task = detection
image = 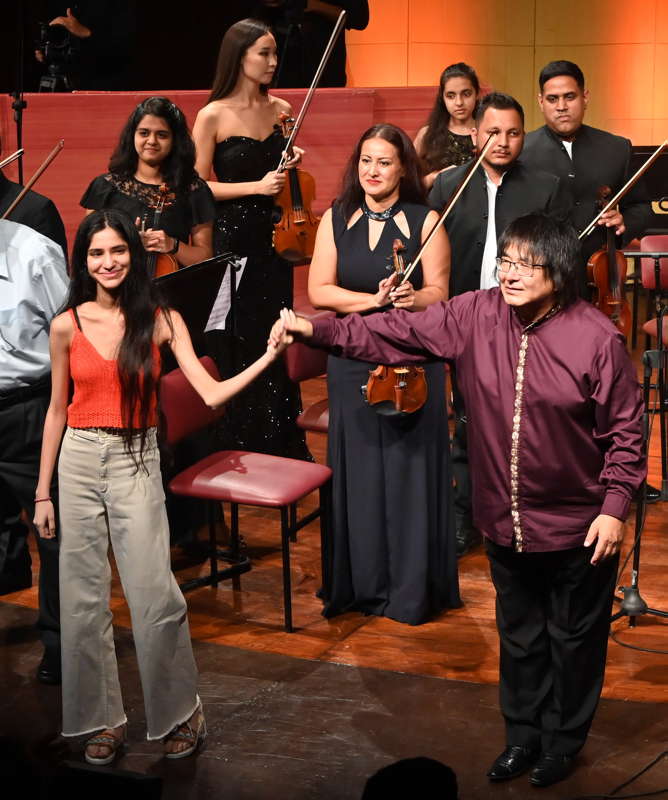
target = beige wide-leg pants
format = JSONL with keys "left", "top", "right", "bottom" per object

{"left": 58, "top": 427, "right": 199, "bottom": 740}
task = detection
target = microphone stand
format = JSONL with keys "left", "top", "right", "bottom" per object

{"left": 10, "top": 0, "right": 27, "bottom": 184}
{"left": 611, "top": 269, "right": 668, "bottom": 631}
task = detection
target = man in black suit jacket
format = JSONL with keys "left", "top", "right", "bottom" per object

{"left": 429, "top": 92, "right": 569, "bottom": 555}
{"left": 522, "top": 60, "right": 652, "bottom": 280}
{"left": 0, "top": 169, "right": 67, "bottom": 257}
{"left": 429, "top": 93, "right": 569, "bottom": 297}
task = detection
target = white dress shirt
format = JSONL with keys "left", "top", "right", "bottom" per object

{"left": 479, "top": 170, "right": 504, "bottom": 290}
{"left": 0, "top": 219, "right": 68, "bottom": 392}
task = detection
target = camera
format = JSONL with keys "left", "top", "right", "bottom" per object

{"left": 36, "top": 21, "right": 75, "bottom": 91}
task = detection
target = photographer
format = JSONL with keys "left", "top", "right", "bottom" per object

{"left": 251, "top": 0, "right": 369, "bottom": 87}
{"left": 35, "top": 1, "right": 135, "bottom": 90}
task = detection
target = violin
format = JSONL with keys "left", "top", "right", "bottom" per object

{"left": 1, "top": 140, "right": 63, "bottom": 220}
{"left": 272, "top": 113, "right": 320, "bottom": 262}
{"left": 586, "top": 185, "right": 631, "bottom": 339}
{"left": 142, "top": 184, "right": 178, "bottom": 278}
{"left": 361, "top": 239, "right": 428, "bottom": 416}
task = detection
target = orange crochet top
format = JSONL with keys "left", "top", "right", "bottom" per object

{"left": 66, "top": 308, "right": 161, "bottom": 429}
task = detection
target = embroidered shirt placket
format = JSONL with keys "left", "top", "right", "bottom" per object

{"left": 510, "top": 330, "right": 529, "bottom": 551}
{"left": 509, "top": 306, "right": 560, "bottom": 552}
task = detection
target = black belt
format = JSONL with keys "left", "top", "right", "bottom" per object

{"left": 0, "top": 376, "right": 51, "bottom": 409}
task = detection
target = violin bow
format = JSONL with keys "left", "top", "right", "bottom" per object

{"left": 0, "top": 148, "right": 24, "bottom": 170}
{"left": 401, "top": 133, "right": 497, "bottom": 284}
{"left": 1, "top": 140, "right": 64, "bottom": 220}
{"left": 579, "top": 138, "right": 667, "bottom": 240}
{"left": 276, "top": 10, "right": 347, "bottom": 172}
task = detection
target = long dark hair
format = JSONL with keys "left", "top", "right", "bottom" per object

{"left": 108, "top": 96, "right": 197, "bottom": 195}
{"left": 337, "top": 124, "right": 426, "bottom": 220}
{"left": 67, "top": 209, "right": 171, "bottom": 466}
{"left": 497, "top": 213, "right": 580, "bottom": 307}
{"left": 421, "top": 62, "right": 480, "bottom": 173}
{"left": 208, "top": 19, "right": 273, "bottom": 102}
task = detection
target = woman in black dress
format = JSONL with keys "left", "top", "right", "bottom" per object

{"left": 81, "top": 96, "right": 215, "bottom": 269}
{"left": 305, "top": 123, "right": 460, "bottom": 624}
{"left": 414, "top": 63, "right": 480, "bottom": 190}
{"left": 192, "top": 19, "right": 309, "bottom": 459}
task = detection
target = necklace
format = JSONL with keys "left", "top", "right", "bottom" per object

{"left": 361, "top": 199, "right": 401, "bottom": 222}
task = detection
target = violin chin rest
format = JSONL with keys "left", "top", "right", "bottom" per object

{"left": 365, "top": 399, "right": 415, "bottom": 418}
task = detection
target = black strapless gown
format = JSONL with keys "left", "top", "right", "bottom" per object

{"left": 207, "top": 130, "right": 310, "bottom": 460}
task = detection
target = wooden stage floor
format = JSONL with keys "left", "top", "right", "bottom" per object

{"left": 1, "top": 338, "right": 667, "bottom": 798}
{"left": 3, "top": 345, "right": 667, "bottom": 706}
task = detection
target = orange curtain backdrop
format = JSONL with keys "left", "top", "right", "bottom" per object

{"left": 346, "top": 0, "right": 668, "bottom": 143}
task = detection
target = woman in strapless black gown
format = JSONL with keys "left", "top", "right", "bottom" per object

{"left": 296, "top": 124, "right": 461, "bottom": 624}
{"left": 193, "top": 19, "right": 309, "bottom": 460}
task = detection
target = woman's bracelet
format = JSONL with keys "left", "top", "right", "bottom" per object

{"left": 34, "top": 497, "right": 52, "bottom": 503}
{"left": 167, "top": 237, "right": 180, "bottom": 255}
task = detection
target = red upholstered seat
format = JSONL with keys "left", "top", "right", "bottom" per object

{"left": 160, "top": 356, "right": 332, "bottom": 632}
{"left": 170, "top": 451, "right": 332, "bottom": 507}
{"left": 297, "top": 398, "right": 329, "bottom": 433}
{"left": 284, "top": 302, "right": 332, "bottom": 434}
{"left": 643, "top": 317, "right": 668, "bottom": 345}
{"left": 640, "top": 235, "right": 668, "bottom": 289}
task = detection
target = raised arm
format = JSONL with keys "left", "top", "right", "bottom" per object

{"left": 158, "top": 309, "right": 284, "bottom": 408}
{"left": 275, "top": 292, "right": 471, "bottom": 365}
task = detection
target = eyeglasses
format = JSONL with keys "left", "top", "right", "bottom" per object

{"left": 494, "top": 257, "right": 547, "bottom": 278}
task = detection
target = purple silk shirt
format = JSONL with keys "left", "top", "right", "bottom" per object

{"left": 310, "top": 289, "right": 646, "bottom": 553}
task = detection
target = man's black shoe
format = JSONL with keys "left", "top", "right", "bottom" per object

{"left": 528, "top": 753, "right": 574, "bottom": 787}
{"left": 37, "top": 650, "right": 61, "bottom": 685}
{"left": 486, "top": 745, "right": 540, "bottom": 781}
{"left": 455, "top": 525, "right": 482, "bottom": 557}
{"left": 646, "top": 484, "right": 661, "bottom": 504}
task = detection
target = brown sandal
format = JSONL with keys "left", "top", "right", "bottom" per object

{"left": 84, "top": 725, "right": 125, "bottom": 765}
{"left": 163, "top": 703, "right": 206, "bottom": 759}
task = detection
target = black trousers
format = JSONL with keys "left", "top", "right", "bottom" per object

{"left": 450, "top": 367, "right": 471, "bottom": 527}
{"left": 0, "top": 391, "right": 60, "bottom": 652}
{"left": 486, "top": 539, "right": 618, "bottom": 756}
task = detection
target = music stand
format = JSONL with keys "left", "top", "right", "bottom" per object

{"left": 611, "top": 253, "right": 668, "bottom": 634}
{"left": 155, "top": 251, "right": 234, "bottom": 356}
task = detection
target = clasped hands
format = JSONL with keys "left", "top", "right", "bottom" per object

{"left": 256, "top": 147, "right": 305, "bottom": 196}
{"left": 375, "top": 274, "right": 417, "bottom": 309}
{"left": 596, "top": 208, "right": 625, "bottom": 236}
{"left": 135, "top": 218, "right": 177, "bottom": 254}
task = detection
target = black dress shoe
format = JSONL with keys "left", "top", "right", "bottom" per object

{"left": 37, "top": 650, "right": 61, "bottom": 685}
{"left": 456, "top": 526, "right": 482, "bottom": 557}
{"left": 645, "top": 484, "right": 661, "bottom": 504}
{"left": 529, "top": 753, "right": 574, "bottom": 787}
{"left": 486, "top": 745, "right": 540, "bottom": 781}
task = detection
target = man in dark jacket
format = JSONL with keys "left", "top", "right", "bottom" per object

{"left": 0, "top": 166, "right": 67, "bottom": 257}
{"left": 522, "top": 60, "right": 653, "bottom": 282}
{"left": 428, "top": 92, "right": 569, "bottom": 554}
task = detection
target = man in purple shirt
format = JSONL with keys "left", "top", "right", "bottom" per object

{"left": 272, "top": 213, "right": 645, "bottom": 788}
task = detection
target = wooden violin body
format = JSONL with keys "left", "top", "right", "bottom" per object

{"left": 153, "top": 253, "right": 179, "bottom": 277}
{"left": 586, "top": 186, "right": 631, "bottom": 340}
{"left": 362, "top": 364, "right": 427, "bottom": 416}
{"left": 273, "top": 114, "right": 320, "bottom": 263}
{"left": 362, "top": 239, "right": 428, "bottom": 416}
{"left": 587, "top": 246, "right": 631, "bottom": 338}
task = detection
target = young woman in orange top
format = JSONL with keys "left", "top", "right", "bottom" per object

{"left": 33, "top": 209, "right": 287, "bottom": 766}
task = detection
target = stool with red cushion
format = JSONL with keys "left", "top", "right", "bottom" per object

{"left": 284, "top": 306, "right": 333, "bottom": 434}
{"left": 161, "top": 356, "right": 332, "bottom": 632}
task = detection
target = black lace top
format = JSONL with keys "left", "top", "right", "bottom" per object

{"left": 422, "top": 129, "right": 475, "bottom": 173}
{"left": 80, "top": 173, "right": 216, "bottom": 243}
